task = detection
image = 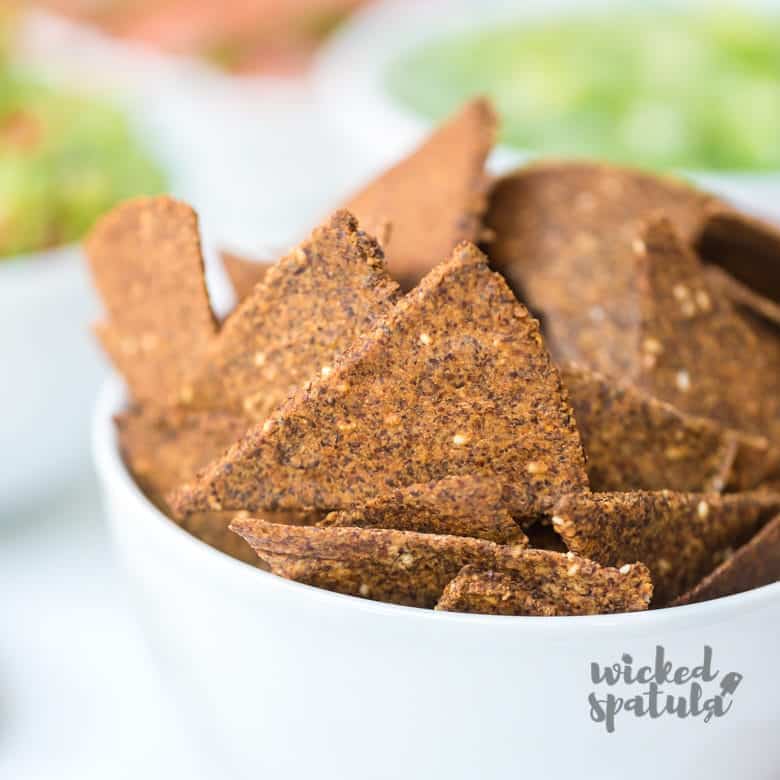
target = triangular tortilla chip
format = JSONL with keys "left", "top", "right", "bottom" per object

{"left": 435, "top": 555, "right": 652, "bottom": 616}
{"left": 188, "top": 210, "right": 401, "bottom": 421}
{"left": 344, "top": 98, "right": 496, "bottom": 289}
{"left": 170, "top": 243, "right": 588, "bottom": 517}
{"left": 561, "top": 363, "right": 775, "bottom": 492}
{"left": 673, "top": 513, "right": 780, "bottom": 606}
{"left": 87, "top": 196, "right": 218, "bottom": 404}
{"left": 320, "top": 475, "right": 528, "bottom": 544}
{"left": 220, "top": 250, "right": 273, "bottom": 303}
{"left": 552, "top": 490, "right": 780, "bottom": 605}
{"left": 230, "top": 515, "right": 527, "bottom": 608}
{"left": 695, "top": 210, "right": 780, "bottom": 310}
{"left": 484, "top": 162, "right": 720, "bottom": 375}
{"left": 635, "top": 217, "right": 780, "bottom": 440}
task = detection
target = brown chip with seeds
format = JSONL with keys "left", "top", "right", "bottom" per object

{"left": 344, "top": 98, "right": 496, "bottom": 289}
{"left": 87, "top": 196, "right": 218, "bottom": 405}
{"left": 553, "top": 490, "right": 780, "bottom": 605}
{"left": 188, "top": 210, "right": 401, "bottom": 421}
{"left": 634, "top": 217, "right": 780, "bottom": 441}
{"left": 561, "top": 363, "right": 774, "bottom": 492}
{"left": 320, "top": 475, "right": 528, "bottom": 544}
{"left": 673, "top": 514, "right": 780, "bottom": 606}
{"left": 170, "top": 242, "right": 588, "bottom": 518}
{"left": 230, "top": 515, "right": 526, "bottom": 608}
{"left": 484, "top": 161, "right": 719, "bottom": 375}
{"left": 434, "top": 553, "right": 652, "bottom": 616}
{"left": 221, "top": 250, "right": 272, "bottom": 303}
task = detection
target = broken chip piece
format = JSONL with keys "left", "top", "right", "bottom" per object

{"left": 344, "top": 98, "right": 496, "bottom": 289}
{"left": 320, "top": 475, "right": 528, "bottom": 544}
{"left": 552, "top": 490, "right": 780, "bottom": 605}
{"left": 561, "top": 363, "right": 774, "bottom": 492}
{"left": 673, "top": 513, "right": 780, "bottom": 606}
{"left": 221, "top": 250, "right": 273, "bottom": 303}
{"left": 87, "top": 196, "right": 218, "bottom": 405}
{"left": 434, "top": 554, "right": 652, "bottom": 616}
{"left": 188, "top": 210, "right": 401, "bottom": 421}
{"left": 484, "top": 161, "right": 719, "bottom": 375}
{"left": 230, "top": 515, "right": 527, "bottom": 608}
{"left": 169, "top": 242, "right": 588, "bottom": 518}
{"left": 634, "top": 217, "right": 780, "bottom": 441}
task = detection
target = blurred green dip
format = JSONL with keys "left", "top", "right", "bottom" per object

{"left": 386, "top": 8, "right": 780, "bottom": 171}
{"left": 0, "top": 70, "right": 166, "bottom": 258}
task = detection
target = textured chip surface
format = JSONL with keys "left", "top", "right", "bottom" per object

{"left": 87, "top": 196, "right": 217, "bottom": 404}
{"left": 170, "top": 242, "right": 588, "bottom": 517}
{"left": 188, "top": 210, "right": 401, "bottom": 421}
{"left": 345, "top": 98, "right": 496, "bottom": 289}
{"left": 673, "top": 513, "right": 780, "bottom": 606}
{"left": 434, "top": 554, "right": 652, "bottom": 616}
{"left": 320, "top": 475, "right": 528, "bottom": 544}
{"left": 553, "top": 490, "right": 780, "bottom": 605}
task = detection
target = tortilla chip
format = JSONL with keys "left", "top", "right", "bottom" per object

{"left": 221, "top": 250, "right": 272, "bottom": 302}
{"left": 434, "top": 554, "right": 652, "bottom": 616}
{"left": 695, "top": 210, "right": 780, "bottom": 310}
{"left": 188, "top": 210, "right": 401, "bottom": 421}
{"left": 704, "top": 265, "right": 780, "bottom": 330}
{"left": 561, "top": 363, "right": 773, "bottom": 492}
{"left": 230, "top": 515, "right": 526, "bottom": 608}
{"left": 170, "top": 243, "right": 588, "bottom": 517}
{"left": 552, "top": 490, "right": 780, "bottom": 605}
{"left": 87, "top": 197, "right": 218, "bottom": 405}
{"left": 484, "top": 162, "right": 719, "bottom": 375}
{"left": 320, "top": 475, "right": 528, "bottom": 544}
{"left": 635, "top": 217, "right": 780, "bottom": 441}
{"left": 344, "top": 98, "right": 496, "bottom": 289}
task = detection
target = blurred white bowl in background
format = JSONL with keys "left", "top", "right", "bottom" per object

{"left": 314, "top": 0, "right": 780, "bottom": 221}
{"left": 0, "top": 245, "right": 105, "bottom": 513}
{"left": 93, "top": 376, "right": 780, "bottom": 780}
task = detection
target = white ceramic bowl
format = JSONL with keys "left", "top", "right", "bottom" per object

{"left": 93, "top": 376, "right": 780, "bottom": 780}
{"left": 0, "top": 244, "right": 105, "bottom": 513}
{"left": 314, "top": 0, "right": 780, "bottom": 221}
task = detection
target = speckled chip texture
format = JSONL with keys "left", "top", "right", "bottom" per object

{"left": 673, "top": 514, "right": 780, "bottom": 606}
{"left": 169, "top": 242, "right": 588, "bottom": 517}
{"left": 187, "top": 210, "right": 401, "bottom": 421}
{"left": 434, "top": 553, "right": 652, "bottom": 616}
{"left": 635, "top": 218, "right": 780, "bottom": 442}
{"left": 561, "top": 363, "right": 773, "bottom": 493}
{"left": 221, "top": 250, "right": 272, "bottom": 303}
{"left": 484, "top": 161, "right": 719, "bottom": 375}
{"left": 230, "top": 515, "right": 528, "bottom": 608}
{"left": 552, "top": 490, "right": 780, "bottom": 606}
{"left": 87, "top": 196, "right": 218, "bottom": 405}
{"left": 344, "top": 98, "right": 496, "bottom": 289}
{"left": 320, "top": 475, "right": 528, "bottom": 544}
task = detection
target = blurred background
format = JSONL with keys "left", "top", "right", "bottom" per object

{"left": 2, "top": 1, "right": 779, "bottom": 777}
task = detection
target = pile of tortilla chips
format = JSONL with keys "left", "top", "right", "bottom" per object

{"left": 87, "top": 98, "right": 780, "bottom": 616}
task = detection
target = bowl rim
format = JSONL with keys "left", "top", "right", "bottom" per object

{"left": 313, "top": 0, "right": 780, "bottom": 181}
{"left": 93, "top": 375, "right": 780, "bottom": 631}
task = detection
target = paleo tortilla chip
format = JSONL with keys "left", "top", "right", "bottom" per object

{"left": 673, "top": 513, "right": 780, "bottom": 606}
{"left": 188, "top": 210, "right": 401, "bottom": 421}
{"left": 434, "top": 555, "right": 652, "bottom": 616}
{"left": 230, "top": 515, "right": 526, "bottom": 608}
{"left": 561, "top": 363, "right": 774, "bottom": 492}
{"left": 87, "top": 197, "right": 218, "bottom": 405}
{"left": 170, "top": 242, "right": 588, "bottom": 517}
{"left": 552, "top": 490, "right": 780, "bottom": 605}
{"left": 484, "top": 161, "right": 719, "bottom": 375}
{"left": 635, "top": 218, "right": 780, "bottom": 441}
{"left": 344, "top": 98, "right": 496, "bottom": 289}
{"left": 320, "top": 475, "right": 528, "bottom": 544}
{"left": 221, "top": 250, "right": 272, "bottom": 303}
